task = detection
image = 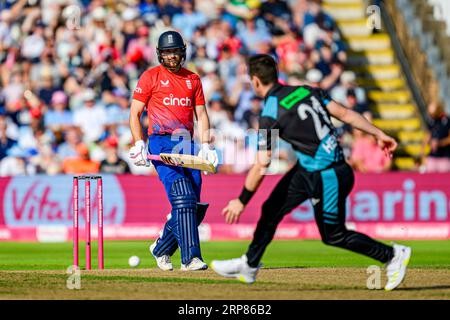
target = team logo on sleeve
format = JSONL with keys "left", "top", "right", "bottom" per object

{"left": 134, "top": 87, "right": 142, "bottom": 94}
{"left": 186, "top": 80, "right": 192, "bottom": 90}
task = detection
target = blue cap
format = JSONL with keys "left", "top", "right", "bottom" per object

{"left": 210, "top": 92, "right": 222, "bottom": 102}
{"left": 112, "top": 87, "right": 129, "bottom": 98}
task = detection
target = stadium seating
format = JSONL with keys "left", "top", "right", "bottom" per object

{"left": 323, "top": 0, "right": 427, "bottom": 170}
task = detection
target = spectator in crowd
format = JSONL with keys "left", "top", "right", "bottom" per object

{"left": 217, "top": 22, "right": 243, "bottom": 57}
{"left": 316, "top": 24, "right": 347, "bottom": 64}
{"left": 21, "top": 21, "right": 46, "bottom": 64}
{"left": 345, "top": 89, "right": 370, "bottom": 117}
{"left": 236, "top": 16, "right": 272, "bottom": 55}
{"left": 120, "top": 7, "right": 141, "bottom": 54}
{"left": 217, "top": 44, "right": 240, "bottom": 84}
{"left": 0, "top": 146, "right": 35, "bottom": 176}
{"left": 30, "top": 47, "right": 65, "bottom": 94}
{"left": 126, "top": 25, "right": 154, "bottom": 66}
{"left": 219, "top": 128, "right": 256, "bottom": 174}
{"left": 310, "top": 43, "right": 343, "bottom": 90}
{"left": 260, "top": 0, "right": 292, "bottom": 34}
{"left": 17, "top": 115, "right": 50, "bottom": 153}
{"left": 223, "top": 0, "right": 261, "bottom": 27}
{"left": 99, "top": 136, "right": 130, "bottom": 174}
{"left": 197, "top": 57, "right": 221, "bottom": 103}
{"left": 157, "top": 0, "right": 183, "bottom": 19}
{"left": 0, "top": 10, "right": 14, "bottom": 52}
{"left": 44, "top": 91, "right": 73, "bottom": 131}
{"left": 0, "top": 114, "right": 16, "bottom": 161}
{"left": 106, "top": 88, "right": 131, "bottom": 136}
{"left": 207, "top": 93, "right": 230, "bottom": 131}
{"left": 172, "top": 0, "right": 207, "bottom": 42}
{"left": 2, "top": 70, "right": 24, "bottom": 108}
{"left": 242, "top": 95, "right": 262, "bottom": 129}
{"left": 62, "top": 143, "right": 100, "bottom": 175}
{"left": 331, "top": 71, "right": 366, "bottom": 106}
{"left": 30, "top": 143, "right": 61, "bottom": 175}
{"left": 0, "top": 0, "right": 364, "bottom": 176}
{"left": 303, "top": 0, "right": 335, "bottom": 30}
{"left": 73, "top": 89, "right": 107, "bottom": 143}
{"left": 422, "top": 101, "right": 450, "bottom": 172}
{"left": 57, "top": 127, "right": 82, "bottom": 160}
{"left": 305, "top": 68, "right": 323, "bottom": 87}
{"left": 230, "top": 75, "right": 256, "bottom": 122}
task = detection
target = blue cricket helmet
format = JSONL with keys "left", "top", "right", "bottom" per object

{"left": 156, "top": 30, "right": 186, "bottom": 65}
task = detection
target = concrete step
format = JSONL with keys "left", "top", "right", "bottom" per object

{"left": 356, "top": 78, "right": 406, "bottom": 91}
{"left": 371, "top": 104, "right": 416, "bottom": 119}
{"left": 398, "top": 130, "right": 426, "bottom": 143}
{"left": 336, "top": 19, "right": 373, "bottom": 36}
{"left": 348, "top": 49, "right": 395, "bottom": 65}
{"left": 372, "top": 118, "right": 421, "bottom": 131}
{"left": 398, "top": 144, "right": 429, "bottom": 157}
{"left": 368, "top": 90, "right": 411, "bottom": 103}
{"left": 394, "top": 157, "right": 417, "bottom": 170}
{"left": 351, "top": 65, "right": 401, "bottom": 80}
{"left": 323, "top": 2, "right": 365, "bottom": 20}
{"left": 346, "top": 34, "right": 391, "bottom": 51}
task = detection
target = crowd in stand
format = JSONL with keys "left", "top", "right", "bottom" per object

{"left": 1, "top": 0, "right": 445, "bottom": 176}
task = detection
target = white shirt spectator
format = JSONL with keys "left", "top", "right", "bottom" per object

{"left": 74, "top": 90, "right": 107, "bottom": 143}
{"left": 22, "top": 33, "right": 46, "bottom": 60}
{"left": 2, "top": 76, "right": 24, "bottom": 105}
{"left": 0, "top": 147, "right": 36, "bottom": 176}
{"left": 74, "top": 103, "right": 107, "bottom": 143}
{"left": 331, "top": 71, "right": 366, "bottom": 106}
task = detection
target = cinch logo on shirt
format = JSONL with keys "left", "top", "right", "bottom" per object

{"left": 163, "top": 94, "right": 192, "bottom": 107}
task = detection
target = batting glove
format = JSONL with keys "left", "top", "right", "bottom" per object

{"left": 197, "top": 143, "right": 218, "bottom": 175}
{"left": 129, "top": 140, "right": 150, "bottom": 167}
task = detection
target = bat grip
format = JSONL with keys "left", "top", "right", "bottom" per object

{"left": 147, "top": 154, "right": 161, "bottom": 161}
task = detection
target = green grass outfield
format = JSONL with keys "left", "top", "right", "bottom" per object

{"left": 0, "top": 240, "right": 449, "bottom": 271}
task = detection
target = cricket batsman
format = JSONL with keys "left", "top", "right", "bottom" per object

{"left": 129, "top": 31, "right": 218, "bottom": 271}
{"left": 211, "top": 54, "right": 411, "bottom": 290}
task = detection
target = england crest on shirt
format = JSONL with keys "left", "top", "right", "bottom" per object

{"left": 186, "top": 80, "right": 192, "bottom": 90}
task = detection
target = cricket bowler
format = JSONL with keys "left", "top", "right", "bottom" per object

{"left": 129, "top": 31, "right": 218, "bottom": 271}
{"left": 211, "top": 54, "right": 411, "bottom": 290}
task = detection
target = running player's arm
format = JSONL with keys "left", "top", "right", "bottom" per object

{"left": 222, "top": 117, "right": 274, "bottom": 224}
{"left": 222, "top": 149, "right": 272, "bottom": 224}
{"left": 242, "top": 149, "right": 272, "bottom": 191}
{"left": 327, "top": 100, "right": 398, "bottom": 157}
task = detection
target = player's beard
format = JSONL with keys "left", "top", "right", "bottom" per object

{"left": 162, "top": 55, "right": 183, "bottom": 73}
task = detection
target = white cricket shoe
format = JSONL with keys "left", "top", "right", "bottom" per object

{"left": 384, "top": 244, "right": 411, "bottom": 291}
{"left": 181, "top": 257, "right": 208, "bottom": 271}
{"left": 211, "top": 255, "right": 260, "bottom": 284}
{"left": 149, "top": 240, "right": 173, "bottom": 271}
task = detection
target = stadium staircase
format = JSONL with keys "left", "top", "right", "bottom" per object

{"left": 323, "top": 0, "right": 428, "bottom": 170}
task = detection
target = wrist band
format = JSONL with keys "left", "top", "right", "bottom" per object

{"left": 238, "top": 187, "right": 255, "bottom": 205}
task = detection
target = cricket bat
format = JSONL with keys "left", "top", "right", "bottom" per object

{"left": 148, "top": 153, "right": 216, "bottom": 173}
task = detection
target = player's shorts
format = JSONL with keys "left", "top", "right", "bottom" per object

{"left": 148, "top": 134, "right": 202, "bottom": 200}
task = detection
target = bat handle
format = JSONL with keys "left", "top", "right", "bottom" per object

{"left": 147, "top": 154, "right": 160, "bottom": 161}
